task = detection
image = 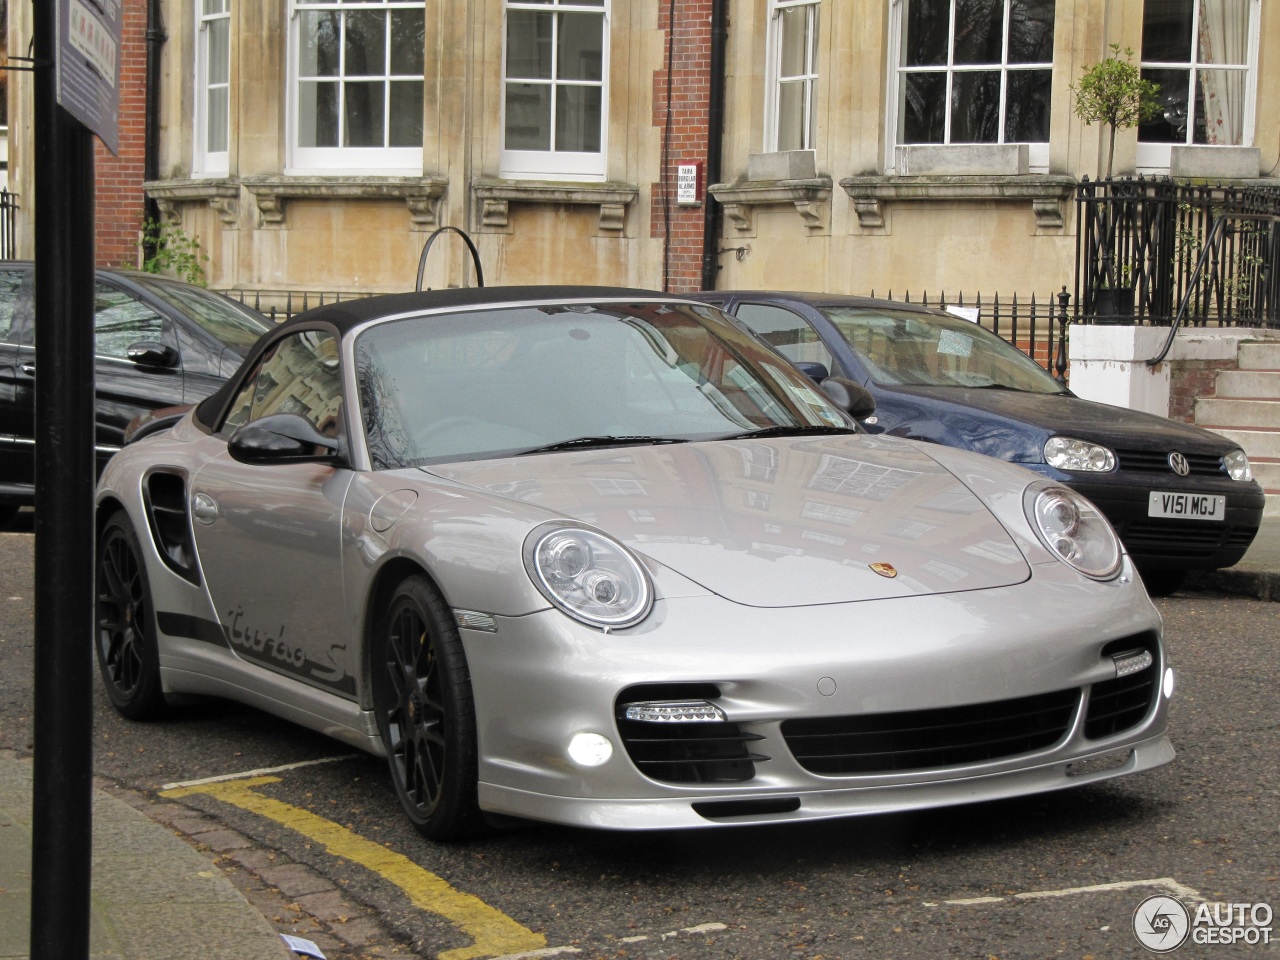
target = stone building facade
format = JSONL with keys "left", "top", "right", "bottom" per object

{"left": 5, "top": 0, "right": 1277, "bottom": 301}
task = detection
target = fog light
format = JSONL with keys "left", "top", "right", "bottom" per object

{"left": 1163, "top": 667, "right": 1175, "bottom": 699}
{"left": 567, "top": 733, "right": 613, "bottom": 767}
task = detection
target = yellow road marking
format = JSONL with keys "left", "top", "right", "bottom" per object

{"left": 162, "top": 776, "right": 546, "bottom": 960}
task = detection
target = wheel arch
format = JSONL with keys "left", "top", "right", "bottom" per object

{"left": 359, "top": 555, "right": 451, "bottom": 710}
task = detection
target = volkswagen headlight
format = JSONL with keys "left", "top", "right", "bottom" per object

{"left": 1044, "top": 436, "right": 1116, "bottom": 472}
{"left": 1224, "top": 449, "right": 1252, "bottom": 482}
{"left": 1024, "top": 484, "right": 1122, "bottom": 580}
{"left": 523, "top": 522, "right": 653, "bottom": 629}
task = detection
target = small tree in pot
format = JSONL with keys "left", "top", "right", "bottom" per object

{"left": 1071, "top": 44, "right": 1161, "bottom": 179}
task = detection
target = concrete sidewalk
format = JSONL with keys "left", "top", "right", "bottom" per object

{"left": 0, "top": 520, "right": 1275, "bottom": 960}
{"left": 0, "top": 751, "right": 293, "bottom": 960}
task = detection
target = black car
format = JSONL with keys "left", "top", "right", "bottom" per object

{"left": 0, "top": 262, "right": 273, "bottom": 528}
{"left": 694, "top": 291, "right": 1264, "bottom": 595}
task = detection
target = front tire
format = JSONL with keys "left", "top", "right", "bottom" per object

{"left": 96, "top": 513, "right": 168, "bottom": 719}
{"left": 371, "top": 575, "right": 484, "bottom": 840}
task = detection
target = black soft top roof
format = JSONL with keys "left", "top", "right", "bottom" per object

{"left": 690, "top": 290, "right": 941, "bottom": 314}
{"left": 195, "top": 284, "right": 682, "bottom": 429}
{"left": 272, "top": 284, "right": 676, "bottom": 338}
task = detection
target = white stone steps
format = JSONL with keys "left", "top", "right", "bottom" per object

{"left": 1238, "top": 341, "right": 1280, "bottom": 370}
{"left": 1194, "top": 397, "right": 1280, "bottom": 430}
{"left": 1214, "top": 369, "right": 1280, "bottom": 397}
{"left": 1194, "top": 339, "right": 1280, "bottom": 516}
{"left": 1208, "top": 427, "right": 1280, "bottom": 461}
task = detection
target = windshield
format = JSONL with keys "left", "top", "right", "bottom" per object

{"left": 133, "top": 277, "right": 274, "bottom": 351}
{"left": 824, "top": 306, "right": 1065, "bottom": 394}
{"left": 356, "top": 301, "right": 849, "bottom": 467}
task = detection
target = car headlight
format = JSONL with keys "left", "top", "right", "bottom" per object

{"left": 1044, "top": 436, "right": 1116, "bottom": 472}
{"left": 1024, "top": 484, "right": 1122, "bottom": 580}
{"left": 1224, "top": 449, "right": 1252, "bottom": 482}
{"left": 523, "top": 522, "right": 653, "bottom": 629}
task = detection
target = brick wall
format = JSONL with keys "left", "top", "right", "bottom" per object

{"left": 1168, "top": 358, "right": 1235, "bottom": 423}
{"left": 652, "top": 1, "right": 712, "bottom": 293}
{"left": 93, "top": 0, "right": 149, "bottom": 268}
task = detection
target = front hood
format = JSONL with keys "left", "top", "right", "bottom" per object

{"left": 424, "top": 436, "right": 1031, "bottom": 606}
{"left": 883, "top": 386, "right": 1238, "bottom": 454}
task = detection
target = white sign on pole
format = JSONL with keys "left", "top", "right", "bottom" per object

{"left": 57, "top": 0, "right": 122, "bottom": 154}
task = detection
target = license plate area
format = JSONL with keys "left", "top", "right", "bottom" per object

{"left": 1147, "top": 491, "right": 1226, "bottom": 521}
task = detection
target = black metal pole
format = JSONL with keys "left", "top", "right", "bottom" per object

{"left": 30, "top": 0, "right": 99, "bottom": 957}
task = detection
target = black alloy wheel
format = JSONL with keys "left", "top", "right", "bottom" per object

{"left": 95, "top": 513, "right": 167, "bottom": 719}
{"left": 372, "top": 575, "right": 484, "bottom": 840}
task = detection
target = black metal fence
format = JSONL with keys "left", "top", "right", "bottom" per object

{"left": 0, "top": 189, "right": 18, "bottom": 260}
{"left": 222, "top": 284, "right": 1072, "bottom": 381}
{"left": 221, "top": 287, "right": 368, "bottom": 323}
{"left": 869, "top": 288, "right": 1070, "bottom": 380}
{"left": 1075, "top": 177, "right": 1280, "bottom": 328}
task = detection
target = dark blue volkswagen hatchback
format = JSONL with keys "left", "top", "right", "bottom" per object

{"left": 694, "top": 291, "right": 1264, "bottom": 595}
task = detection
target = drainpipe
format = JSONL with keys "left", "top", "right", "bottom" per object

{"left": 699, "top": 0, "right": 727, "bottom": 291}
{"left": 143, "top": 0, "right": 167, "bottom": 252}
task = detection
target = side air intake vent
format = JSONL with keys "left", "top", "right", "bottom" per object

{"left": 144, "top": 473, "right": 200, "bottom": 585}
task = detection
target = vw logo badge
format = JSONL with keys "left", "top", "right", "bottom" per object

{"left": 1168, "top": 452, "right": 1190, "bottom": 477}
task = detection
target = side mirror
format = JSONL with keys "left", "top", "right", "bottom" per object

{"left": 126, "top": 341, "right": 179, "bottom": 368}
{"left": 228, "top": 413, "right": 342, "bottom": 466}
{"left": 819, "top": 377, "right": 876, "bottom": 420}
{"left": 793, "top": 361, "right": 830, "bottom": 381}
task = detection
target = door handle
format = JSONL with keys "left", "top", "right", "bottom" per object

{"left": 19, "top": 363, "right": 34, "bottom": 377}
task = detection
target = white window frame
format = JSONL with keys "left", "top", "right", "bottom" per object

{"left": 194, "top": 0, "right": 231, "bottom": 176}
{"left": 286, "top": 0, "right": 425, "bottom": 174}
{"left": 500, "top": 0, "right": 609, "bottom": 182}
{"left": 886, "top": 0, "right": 1054, "bottom": 173}
{"left": 1136, "top": 0, "right": 1260, "bottom": 173}
{"left": 764, "top": 0, "right": 820, "bottom": 154}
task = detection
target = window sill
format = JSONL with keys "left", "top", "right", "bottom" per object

{"left": 241, "top": 176, "right": 448, "bottom": 230}
{"left": 144, "top": 179, "right": 242, "bottom": 227}
{"left": 471, "top": 179, "right": 639, "bottom": 235}
{"left": 706, "top": 177, "right": 834, "bottom": 235}
{"left": 838, "top": 174, "right": 1076, "bottom": 232}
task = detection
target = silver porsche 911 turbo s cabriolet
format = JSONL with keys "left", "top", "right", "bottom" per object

{"left": 94, "top": 286, "right": 1175, "bottom": 840}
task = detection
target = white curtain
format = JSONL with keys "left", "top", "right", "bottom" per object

{"left": 1197, "top": 0, "right": 1249, "bottom": 145}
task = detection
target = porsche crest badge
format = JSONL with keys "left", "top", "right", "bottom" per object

{"left": 869, "top": 562, "right": 898, "bottom": 579}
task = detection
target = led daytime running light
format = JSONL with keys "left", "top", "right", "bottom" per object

{"left": 1112, "top": 649, "right": 1153, "bottom": 678}
{"left": 623, "top": 700, "right": 727, "bottom": 723}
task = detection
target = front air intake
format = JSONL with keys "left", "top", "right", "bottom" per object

{"left": 615, "top": 684, "right": 766, "bottom": 784}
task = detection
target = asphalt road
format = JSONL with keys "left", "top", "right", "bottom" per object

{"left": 2, "top": 523, "right": 1277, "bottom": 959}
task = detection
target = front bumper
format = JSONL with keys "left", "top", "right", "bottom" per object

{"left": 461, "top": 561, "right": 1173, "bottom": 830}
{"left": 1066, "top": 477, "right": 1263, "bottom": 570}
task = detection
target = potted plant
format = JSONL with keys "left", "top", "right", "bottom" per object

{"left": 1071, "top": 44, "right": 1162, "bottom": 179}
{"left": 1092, "top": 263, "right": 1135, "bottom": 322}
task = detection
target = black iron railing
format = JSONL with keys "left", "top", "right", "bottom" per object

{"left": 220, "top": 284, "right": 1072, "bottom": 381}
{"left": 870, "top": 288, "right": 1071, "bottom": 380}
{"left": 220, "top": 288, "right": 368, "bottom": 323}
{"left": 0, "top": 189, "right": 18, "bottom": 260}
{"left": 1075, "top": 177, "right": 1280, "bottom": 328}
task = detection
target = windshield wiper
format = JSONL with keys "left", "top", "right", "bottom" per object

{"left": 716, "top": 424, "right": 857, "bottom": 441}
{"left": 516, "top": 435, "right": 689, "bottom": 455}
